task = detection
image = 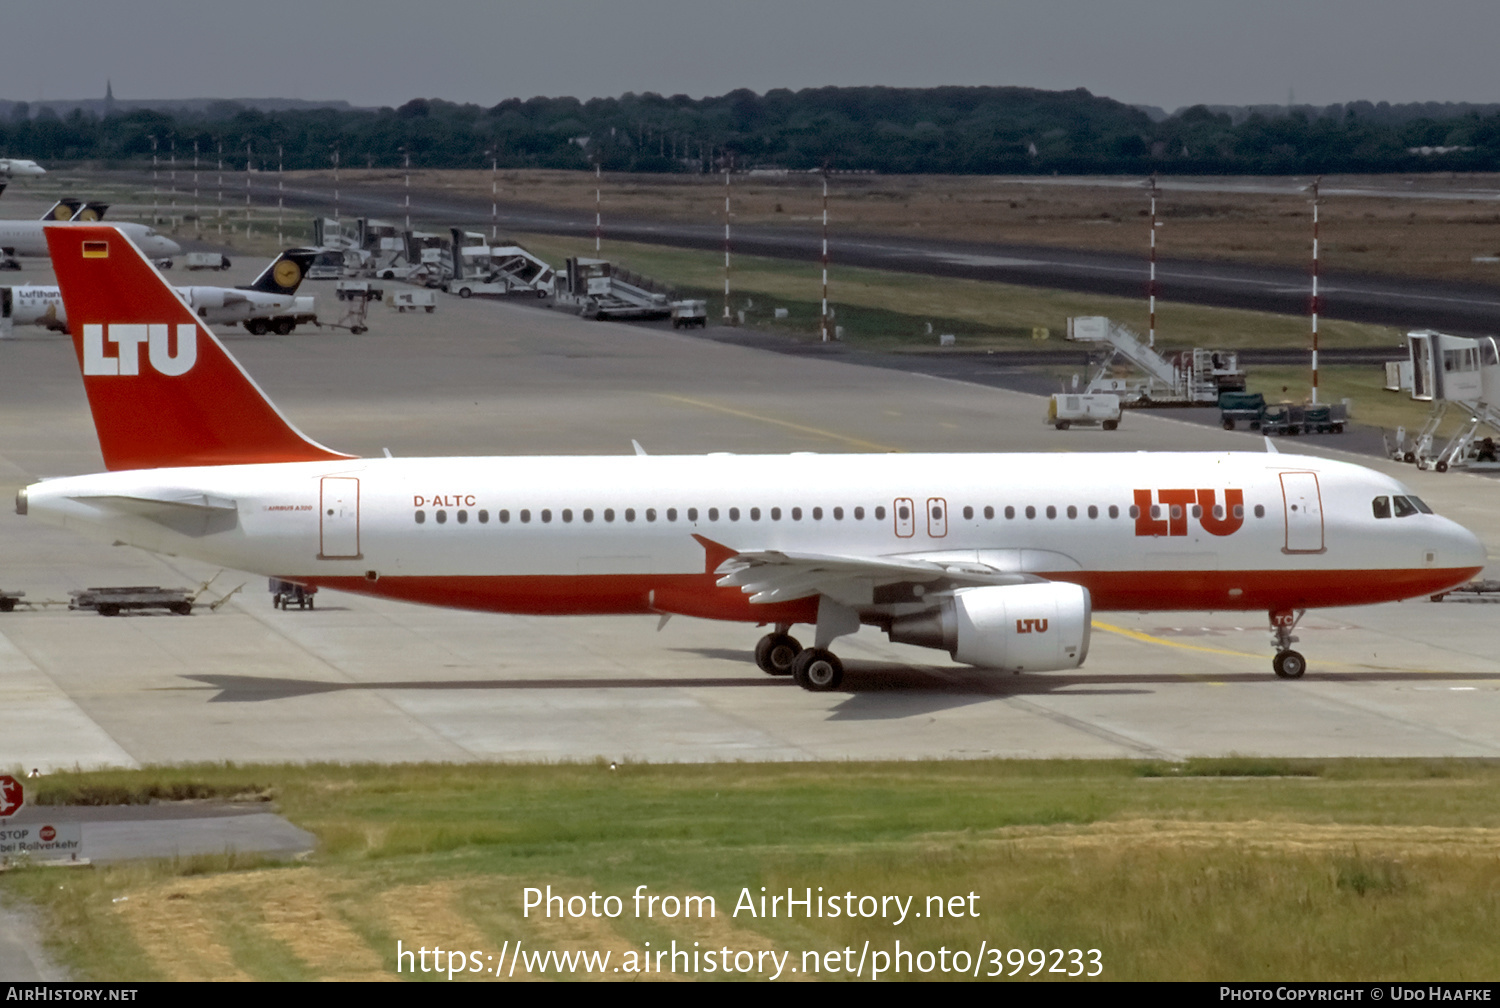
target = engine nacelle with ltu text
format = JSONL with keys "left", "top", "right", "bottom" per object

{"left": 886, "top": 582, "right": 1092, "bottom": 670}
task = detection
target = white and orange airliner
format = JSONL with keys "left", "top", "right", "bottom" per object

{"left": 17, "top": 226, "right": 1488, "bottom": 690}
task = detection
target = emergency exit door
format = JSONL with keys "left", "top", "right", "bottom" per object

{"left": 319, "top": 477, "right": 361, "bottom": 559}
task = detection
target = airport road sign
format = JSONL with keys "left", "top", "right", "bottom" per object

{"left": 0, "top": 775, "right": 22, "bottom": 817}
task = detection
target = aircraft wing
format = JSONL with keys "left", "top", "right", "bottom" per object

{"left": 714, "top": 549, "right": 1048, "bottom": 606}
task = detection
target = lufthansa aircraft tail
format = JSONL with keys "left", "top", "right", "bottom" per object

{"left": 241, "top": 247, "right": 317, "bottom": 296}
{"left": 44, "top": 224, "right": 355, "bottom": 471}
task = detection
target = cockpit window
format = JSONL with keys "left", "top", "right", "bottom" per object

{"left": 1372, "top": 496, "right": 1391, "bottom": 519}
{"left": 1408, "top": 496, "right": 1433, "bottom": 514}
{"left": 1392, "top": 495, "right": 1419, "bottom": 518}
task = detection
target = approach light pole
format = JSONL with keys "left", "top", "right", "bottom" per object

{"left": 216, "top": 141, "right": 223, "bottom": 237}
{"left": 149, "top": 135, "right": 158, "bottom": 224}
{"left": 821, "top": 163, "right": 831, "bottom": 342}
{"left": 593, "top": 155, "right": 602, "bottom": 254}
{"left": 1308, "top": 177, "right": 1322, "bottom": 405}
{"left": 277, "top": 144, "right": 285, "bottom": 246}
{"left": 1147, "top": 173, "right": 1159, "bottom": 349}
{"left": 486, "top": 147, "right": 498, "bottom": 243}
{"left": 192, "top": 140, "right": 200, "bottom": 238}
{"left": 402, "top": 147, "right": 411, "bottom": 230}
{"left": 723, "top": 151, "right": 733, "bottom": 322}
{"left": 244, "top": 141, "right": 253, "bottom": 240}
{"left": 332, "top": 146, "right": 340, "bottom": 223}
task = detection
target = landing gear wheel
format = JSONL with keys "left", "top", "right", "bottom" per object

{"left": 791, "top": 649, "right": 843, "bottom": 692}
{"left": 754, "top": 633, "right": 802, "bottom": 676}
{"left": 272, "top": 319, "right": 294, "bottom": 335}
{"left": 245, "top": 319, "right": 269, "bottom": 335}
{"left": 1273, "top": 650, "right": 1306, "bottom": 679}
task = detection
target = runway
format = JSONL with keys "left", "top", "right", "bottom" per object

{"left": 0, "top": 250, "right": 1497, "bottom": 770}
{"left": 106, "top": 169, "right": 1500, "bottom": 334}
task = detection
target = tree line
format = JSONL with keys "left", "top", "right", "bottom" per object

{"left": 4, "top": 86, "right": 1500, "bottom": 175}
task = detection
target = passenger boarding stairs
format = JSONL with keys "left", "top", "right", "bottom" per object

{"left": 1067, "top": 316, "right": 1237, "bottom": 405}
{"left": 1389, "top": 330, "right": 1500, "bottom": 472}
{"left": 555, "top": 258, "right": 672, "bottom": 320}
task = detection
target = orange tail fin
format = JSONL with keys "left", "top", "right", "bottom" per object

{"left": 45, "top": 225, "right": 354, "bottom": 471}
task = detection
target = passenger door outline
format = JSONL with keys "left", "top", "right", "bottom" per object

{"left": 1279, "top": 471, "right": 1325, "bottom": 554}
{"left": 319, "top": 476, "right": 362, "bottom": 559}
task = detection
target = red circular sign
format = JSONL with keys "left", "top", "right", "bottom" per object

{"left": 39, "top": 825, "right": 55, "bottom": 842}
{"left": 0, "top": 775, "right": 22, "bottom": 817}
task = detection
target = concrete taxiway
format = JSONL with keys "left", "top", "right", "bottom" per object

{"left": 0, "top": 247, "right": 1497, "bottom": 770}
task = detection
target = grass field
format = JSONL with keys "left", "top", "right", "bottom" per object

{"left": 5, "top": 759, "right": 1500, "bottom": 982}
{"left": 327, "top": 168, "right": 1500, "bottom": 285}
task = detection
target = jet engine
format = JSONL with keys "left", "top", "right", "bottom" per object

{"left": 886, "top": 582, "right": 1091, "bottom": 671}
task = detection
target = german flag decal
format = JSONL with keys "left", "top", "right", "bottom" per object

{"left": 81, "top": 241, "right": 109, "bottom": 258}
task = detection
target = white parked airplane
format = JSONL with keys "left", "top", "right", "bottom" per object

{"left": 3, "top": 247, "right": 317, "bottom": 334}
{"left": 0, "top": 212, "right": 178, "bottom": 261}
{"left": 0, "top": 158, "right": 46, "bottom": 178}
{"left": 18, "top": 226, "right": 1488, "bottom": 690}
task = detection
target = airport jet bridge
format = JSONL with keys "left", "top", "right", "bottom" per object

{"left": 553, "top": 257, "right": 672, "bottom": 320}
{"left": 1067, "top": 316, "right": 1246, "bottom": 406}
{"left": 1386, "top": 330, "right": 1500, "bottom": 472}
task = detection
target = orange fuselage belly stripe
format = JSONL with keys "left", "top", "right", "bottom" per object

{"left": 302, "top": 566, "right": 1482, "bottom": 621}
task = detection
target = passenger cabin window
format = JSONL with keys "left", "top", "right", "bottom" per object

{"left": 478, "top": 510, "right": 489, "bottom": 523}
{"left": 415, "top": 510, "right": 426, "bottom": 524}
{"left": 983, "top": 506, "right": 994, "bottom": 520}
{"left": 875, "top": 506, "right": 886, "bottom": 520}
{"left": 436, "top": 510, "right": 447, "bottom": 524}
{"left": 855, "top": 507, "right": 866, "bottom": 520}
{"left": 457, "top": 510, "right": 468, "bottom": 524}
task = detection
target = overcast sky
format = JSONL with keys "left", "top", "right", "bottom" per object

{"left": 6, "top": 1, "right": 1500, "bottom": 112}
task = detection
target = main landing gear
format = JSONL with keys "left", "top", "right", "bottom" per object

{"left": 1269, "top": 609, "right": 1307, "bottom": 679}
{"left": 754, "top": 625, "right": 845, "bottom": 691}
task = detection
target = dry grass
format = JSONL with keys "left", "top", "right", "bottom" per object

{"left": 9, "top": 760, "right": 1500, "bottom": 981}
{"left": 317, "top": 169, "right": 1500, "bottom": 285}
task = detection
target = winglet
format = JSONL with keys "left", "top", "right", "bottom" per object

{"left": 45, "top": 225, "right": 355, "bottom": 471}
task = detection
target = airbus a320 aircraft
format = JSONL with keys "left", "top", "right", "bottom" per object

{"left": 18, "top": 226, "right": 1488, "bottom": 691}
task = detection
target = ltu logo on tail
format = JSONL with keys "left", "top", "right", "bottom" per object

{"left": 82, "top": 324, "right": 197, "bottom": 377}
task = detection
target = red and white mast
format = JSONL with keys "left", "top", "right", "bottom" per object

{"left": 1309, "top": 177, "right": 1322, "bottom": 404}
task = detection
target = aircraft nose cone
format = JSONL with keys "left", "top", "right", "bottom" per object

{"left": 158, "top": 237, "right": 183, "bottom": 256}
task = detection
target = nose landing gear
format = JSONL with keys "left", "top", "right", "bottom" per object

{"left": 1269, "top": 609, "right": 1307, "bottom": 679}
